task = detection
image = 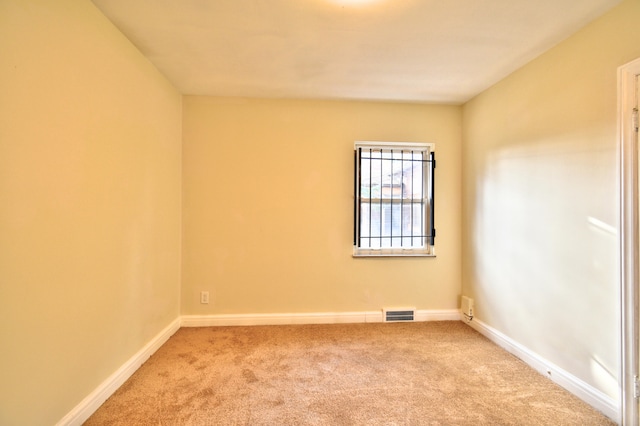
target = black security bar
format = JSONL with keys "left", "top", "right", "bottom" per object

{"left": 354, "top": 147, "right": 435, "bottom": 250}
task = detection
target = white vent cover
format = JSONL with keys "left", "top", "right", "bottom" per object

{"left": 383, "top": 308, "right": 415, "bottom": 322}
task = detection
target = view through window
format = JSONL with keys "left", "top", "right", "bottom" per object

{"left": 354, "top": 142, "right": 435, "bottom": 256}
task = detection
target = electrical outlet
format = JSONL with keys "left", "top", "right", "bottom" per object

{"left": 200, "top": 291, "right": 209, "bottom": 304}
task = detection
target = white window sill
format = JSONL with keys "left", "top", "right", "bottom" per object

{"left": 353, "top": 249, "right": 435, "bottom": 258}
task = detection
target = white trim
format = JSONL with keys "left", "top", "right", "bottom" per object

{"left": 181, "top": 309, "right": 461, "bottom": 327}
{"left": 619, "top": 57, "right": 640, "bottom": 426}
{"left": 352, "top": 251, "right": 436, "bottom": 257}
{"left": 181, "top": 311, "right": 379, "bottom": 326}
{"left": 416, "top": 309, "right": 461, "bottom": 321}
{"left": 466, "top": 319, "right": 619, "bottom": 422}
{"left": 56, "top": 318, "right": 181, "bottom": 426}
{"left": 354, "top": 140, "right": 434, "bottom": 150}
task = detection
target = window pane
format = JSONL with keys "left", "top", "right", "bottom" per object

{"left": 355, "top": 143, "right": 433, "bottom": 255}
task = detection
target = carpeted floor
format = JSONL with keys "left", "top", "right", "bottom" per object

{"left": 85, "top": 321, "right": 615, "bottom": 425}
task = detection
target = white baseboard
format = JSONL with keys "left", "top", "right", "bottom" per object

{"left": 465, "top": 318, "right": 619, "bottom": 422}
{"left": 415, "top": 309, "right": 461, "bottom": 322}
{"left": 56, "top": 318, "right": 181, "bottom": 426}
{"left": 181, "top": 311, "right": 379, "bottom": 326}
{"left": 181, "top": 309, "right": 461, "bottom": 327}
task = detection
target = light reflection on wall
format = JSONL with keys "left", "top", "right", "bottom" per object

{"left": 473, "top": 139, "right": 619, "bottom": 398}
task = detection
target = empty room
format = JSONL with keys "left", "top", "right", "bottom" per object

{"left": 2, "top": 0, "right": 640, "bottom": 424}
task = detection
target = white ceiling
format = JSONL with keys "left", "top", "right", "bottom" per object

{"left": 91, "top": 0, "right": 621, "bottom": 104}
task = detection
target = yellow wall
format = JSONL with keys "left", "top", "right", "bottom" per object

{"left": 0, "top": 1, "right": 182, "bottom": 424}
{"left": 462, "top": 0, "right": 640, "bottom": 400}
{"left": 3, "top": 0, "right": 634, "bottom": 422}
{"left": 182, "top": 97, "right": 461, "bottom": 315}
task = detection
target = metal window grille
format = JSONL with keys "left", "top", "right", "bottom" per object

{"left": 354, "top": 142, "right": 435, "bottom": 256}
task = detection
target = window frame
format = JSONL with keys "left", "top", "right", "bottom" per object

{"left": 353, "top": 141, "right": 436, "bottom": 258}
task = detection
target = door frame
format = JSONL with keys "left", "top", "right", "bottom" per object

{"left": 619, "top": 57, "right": 640, "bottom": 426}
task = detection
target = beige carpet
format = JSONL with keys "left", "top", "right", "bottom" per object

{"left": 86, "top": 321, "right": 614, "bottom": 425}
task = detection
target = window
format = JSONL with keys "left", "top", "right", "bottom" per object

{"left": 353, "top": 141, "right": 435, "bottom": 257}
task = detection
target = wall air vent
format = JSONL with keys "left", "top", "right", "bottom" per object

{"left": 383, "top": 308, "right": 416, "bottom": 322}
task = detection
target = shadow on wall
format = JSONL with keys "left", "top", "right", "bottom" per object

{"left": 471, "top": 137, "right": 619, "bottom": 399}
